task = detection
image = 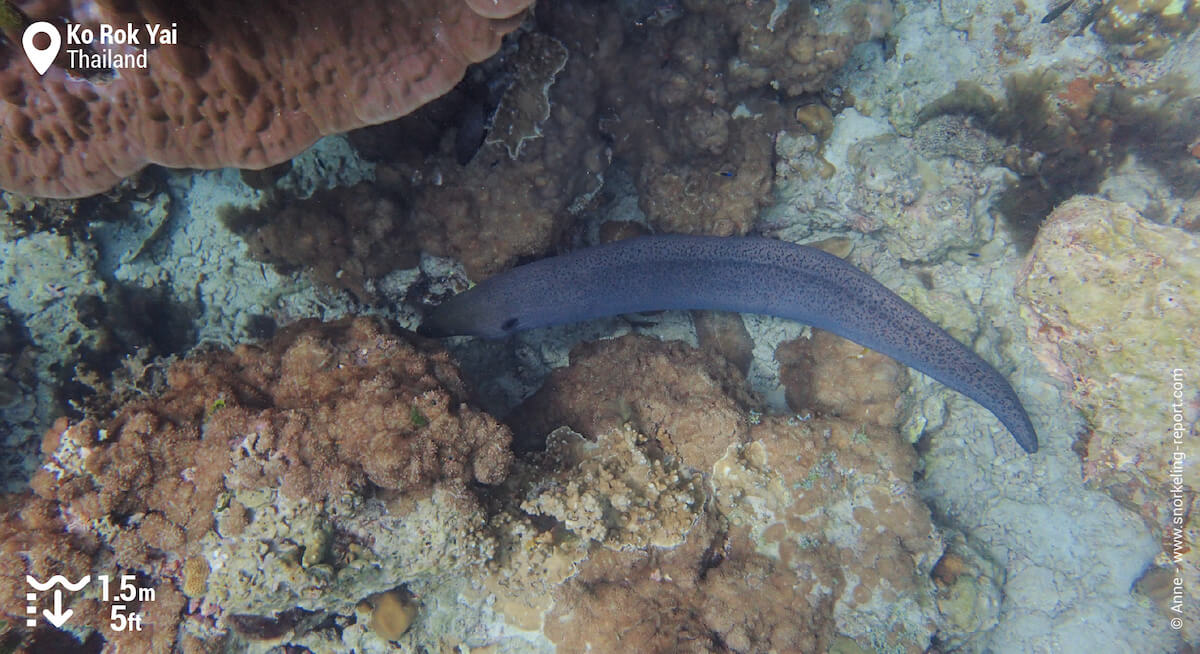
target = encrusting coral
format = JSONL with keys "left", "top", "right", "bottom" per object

{"left": 595, "top": 0, "right": 889, "bottom": 237}
{"left": 917, "top": 71, "right": 1200, "bottom": 246}
{"left": 495, "top": 334, "right": 941, "bottom": 653}
{"left": 398, "top": 10, "right": 612, "bottom": 280}
{"left": 327, "top": 4, "right": 614, "bottom": 281}
{"left": 0, "top": 0, "right": 533, "bottom": 198}
{"left": 0, "top": 317, "right": 513, "bottom": 650}
{"left": 273, "top": 0, "right": 881, "bottom": 289}
{"left": 508, "top": 334, "right": 761, "bottom": 469}
{"left": 776, "top": 329, "right": 908, "bottom": 429}
{"left": 485, "top": 31, "right": 571, "bottom": 160}
{"left": 220, "top": 184, "right": 420, "bottom": 303}
{"left": 0, "top": 317, "right": 961, "bottom": 652}
{"left": 1016, "top": 195, "right": 1200, "bottom": 640}
{"left": 519, "top": 425, "right": 707, "bottom": 550}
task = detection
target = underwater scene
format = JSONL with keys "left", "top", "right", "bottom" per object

{"left": 0, "top": 0, "right": 1198, "bottom": 652}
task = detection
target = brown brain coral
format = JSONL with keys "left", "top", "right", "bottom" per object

{"left": 0, "top": 0, "right": 532, "bottom": 198}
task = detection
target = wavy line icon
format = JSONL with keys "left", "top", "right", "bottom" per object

{"left": 26, "top": 575, "right": 90, "bottom": 591}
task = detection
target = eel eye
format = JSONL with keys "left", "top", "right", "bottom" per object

{"left": 501, "top": 317, "right": 519, "bottom": 331}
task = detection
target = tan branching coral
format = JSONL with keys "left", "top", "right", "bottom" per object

{"left": 0, "top": 0, "right": 533, "bottom": 198}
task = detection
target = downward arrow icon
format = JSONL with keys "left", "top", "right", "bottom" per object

{"left": 43, "top": 589, "right": 73, "bottom": 627}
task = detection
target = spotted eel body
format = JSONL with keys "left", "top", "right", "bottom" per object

{"left": 422, "top": 235, "right": 1038, "bottom": 453}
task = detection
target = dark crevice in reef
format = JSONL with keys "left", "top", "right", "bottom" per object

{"left": 918, "top": 70, "right": 1200, "bottom": 250}
{"left": 0, "top": 625, "right": 105, "bottom": 654}
{"left": 66, "top": 281, "right": 200, "bottom": 419}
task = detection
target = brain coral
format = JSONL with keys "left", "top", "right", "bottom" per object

{"left": 0, "top": 0, "right": 532, "bottom": 198}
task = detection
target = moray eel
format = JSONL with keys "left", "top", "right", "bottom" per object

{"left": 422, "top": 235, "right": 1038, "bottom": 453}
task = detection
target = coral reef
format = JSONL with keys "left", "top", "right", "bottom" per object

{"left": 595, "top": 0, "right": 885, "bottom": 236}
{"left": 365, "top": 589, "right": 419, "bottom": 641}
{"left": 519, "top": 425, "right": 706, "bottom": 550}
{"left": 0, "top": 317, "right": 513, "bottom": 650}
{"left": 0, "top": 190, "right": 84, "bottom": 235}
{"left": 495, "top": 335, "right": 941, "bottom": 653}
{"left": 1093, "top": 0, "right": 1200, "bottom": 58}
{"left": 692, "top": 310, "right": 755, "bottom": 377}
{"left": 328, "top": 0, "right": 878, "bottom": 284}
{"left": 400, "top": 12, "right": 610, "bottom": 279}
{"left": 486, "top": 32, "right": 571, "bottom": 159}
{"left": 853, "top": 133, "right": 1000, "bottom": 260}
{"left": 917, "top": 71, "right": 1200, "bottom": 247}
{"left": 338, "top": 5, "right": 613, "bottom": 280}
{"left": 7, "top": 0, "right": 1198, "bottom": 651}
{"left": 202, "top": 479, "right": 494, "bottom": 644}
{"left": 235, "top": 0, "right": 878, "bottom": 294}
{"left": 1, "top": 328, "right": 948, "bottom": 652}
{"left": 776, "top": 329, "right": 907, "bottom": 429}
{"left": 0, "top": 229, "right": 107, "bottom": 486}
{"left": 929, "top": 531, "right": 1004, "bottom": 649}
{"left": 0, "top": 489, "right": 103, "bottom": 650}
{"left": 912, "top": 114, "right": 1006, "bottom": 165}
{"left": 220, "top": 184, "right": 419, "bottom": 303}
{"left": 1016, "top": 195, "right": 1199, "bottom": 640}
{"left": 0, "top": 0, "right": 533, "bottom": 198}
{"left": 507, "top": 334, "right": 761, "bottom": 468}
{"left": 768, "top": 106, "right": 1011, "bottom": 266}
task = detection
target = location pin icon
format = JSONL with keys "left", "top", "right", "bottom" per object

{"left": 22, "top": 22, "right": 62, "bottom": 76}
